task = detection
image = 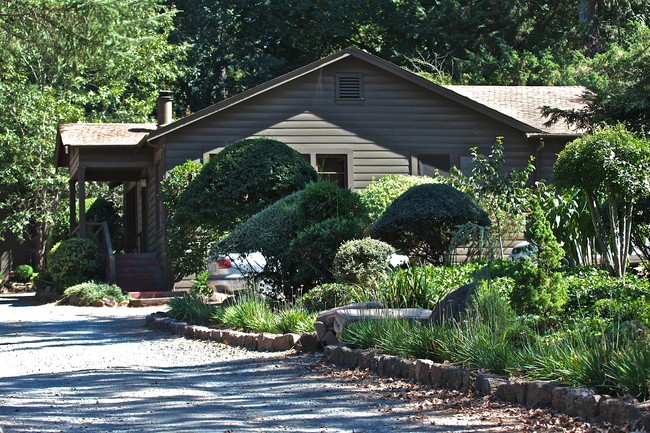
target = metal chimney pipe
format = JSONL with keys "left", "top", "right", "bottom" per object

{"left": 157, "top": 90, "right": 173, "bottom": 127}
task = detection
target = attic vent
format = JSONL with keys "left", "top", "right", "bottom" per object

{"left": 336, "top": 74, "right": 363, "bottom": 102}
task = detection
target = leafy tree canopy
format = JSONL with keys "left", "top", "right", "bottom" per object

{"left": 0, "top": 0, "right": 186, "bottom": 268}
{"left": 554, "top": 124, "right": 650, "bottom": 277}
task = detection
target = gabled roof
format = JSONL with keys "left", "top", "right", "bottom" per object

{"left": 444, "top": 86, "right": 587, "bottom": 134}
{"left": 55, "top": 123, "right": 156, "bottom": 167}
{"left": 148, "top": 47, "right": 587, "bottom": 142}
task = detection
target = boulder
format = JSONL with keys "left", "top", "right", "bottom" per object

{"left": 430, "top": 283, "right": 476, "bottom": 324}
{"left": 295, "top": 332, "right": 321, "bottom": 352}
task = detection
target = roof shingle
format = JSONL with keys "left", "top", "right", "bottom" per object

{"left": 58, "top": 123, "right": 156, "bottom": 147}
{"left": 443, "top": 86, "right": 588, "bottom": 134}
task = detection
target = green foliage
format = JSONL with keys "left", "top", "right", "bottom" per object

{"left": 161, "top": 160, "right": 214, "bottom": 280}
{"left": 543, "top": 23, "right": 650, "bottom": 133}
{"left": 220, "top": 180, "right": 369, "bottom": 295}
{"left": 176, "top": 138, "right": 317, "bottom": 233}
{"left": 554, "top": 124, "right": 650, "bottom": 277}
{"left": 333, "top": 238, "right": 396, "bottom": 285}
{"left": 291, "top": 216, "right": 366, "bottom": 288}
{"left": 370, "top": 183, "right": 490, "bottom": 265}
{"left": 63, "top": 281, "right": 129, "bottom": 306}
{"left": 525, "top": 196, "right": 564, "bottom": 271}
{"left": 515, "top": 323, "right": 650, "bottom": 400}
{"left": 32, "top": 269, "right": 54, "bottom": 291}
{"left": 354, "top": 264, "right": 481, "bottom": 309}
{"left": 47, "top": 238, "right": 103, "bottom": 291}
{"left": 189, "top": 270, "right": 212, "bottom": 298}
{"left": 508, "top": 259, "right": 568, "bottom": 316}
{"left": 299, "top": 283, "right": 357, "bottom": 312}
{"left": 167, "top": 295, "right": 216, "bottom": 325}
{"left": 212, "top": 296, "right": 316, "bottom": 334}
{"left": 358, "top": 174, "right": 440, "bottom": 222}
{"left": 449, "top": 138, "right": 533, "bottom": 258}
{"left": 537, "top": 185, "right": 601, "bottom": 267}
{"left": 296, "top": 181, "right": 368, "bottom": 230}
{"left": 563, "top": 267, "right": 650, "bottom": 326}
{"left": 217, "top": 193, "right": 301, "bottom": 292}
{"left": 288, "top": 180, "right": 370, "bottom": 289}
{"left": 0, "top": 0, "right": 186, "bottom": 270}
{"left": 12, "top": 264, "right": 34, "bottom": 283}
{"left": 341, "top": 318, "right": 441, "bottom": 360}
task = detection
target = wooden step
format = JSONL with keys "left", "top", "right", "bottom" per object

{"left": 115, "top": 253, "right": 165, "bottom": 293}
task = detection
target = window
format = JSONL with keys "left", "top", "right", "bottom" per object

{"left": 336, "top": 74, "right": 363, "bottom": 102}
{"left": 417, "top": 154, "right": 451, "bottom": 177}
{"left": 459, "top": 154, "right": 474, "bottom": 177}
{"left": 316, "top": 154, "right": 347, "bottom": 188}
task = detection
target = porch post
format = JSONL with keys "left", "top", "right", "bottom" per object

{"left": 69, "top": 180, "right": 76, "bottom": 235}
{"left": 78, "top": 165, "right": 87, "bottom": 238}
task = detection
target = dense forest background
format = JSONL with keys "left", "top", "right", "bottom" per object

{"left": 167, "top": 0, "right": 649, "bottom": 132}
{"left": 0, "top": 0, "right": 648, "bottom": 268}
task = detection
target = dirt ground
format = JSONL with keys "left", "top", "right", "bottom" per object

{"left": 0, "top": 293, "right": 631, "bottom": 433}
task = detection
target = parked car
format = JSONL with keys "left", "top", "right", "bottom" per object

{"left": 206, "top": 252, "right": 266, "bottom": 294}
{"left": 207, "top": 251, "right": 409, "bottom": 294}
{"left": 508, "top": 241, "right": 537, "bottom": 261}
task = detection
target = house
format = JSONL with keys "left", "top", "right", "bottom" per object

{"left": 55, "top": 47, "right": 587, "bottom": 292}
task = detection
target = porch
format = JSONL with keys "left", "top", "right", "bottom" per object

{"left": 55, "top": 123, "right": 171, "bottom": 294}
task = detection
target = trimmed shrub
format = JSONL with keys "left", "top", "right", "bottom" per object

{"left": 296, "top": 180, "right": 368, "bottom": 229}
{"left": 358, "top": 174, "right": 440, "bottom": 222}
{"left": 12, "top": 264, "right": 34, "bottom": 283}
{"left": 291, "top": 181, "right": 370, "bottom": 289}
{"left": 333, "top": 238, "right": 396, "bottom": 284}
{"left": 370, "top": 183, "right": 490, "bottom": 265}
{"left": 291, "top": 216, "right": 366, "bottom": 288}
{"left": 507, "top": 196, "right": 568, "bottom": 316}
{"left": 176, "top": 138, "right": 317, "bottom": 233}
{"left": 47, "top": 238, "right": 103, "bottom": 291}
{"left": 299, "top": 283, "right": 356, "bottom": 312}
{"left": 216, "top": 192, "right": 301, "bottom": 292}
{"left": 63, "top": 281, "right": 129, "bottom": 306}
{"left": 160, "top": 160, "right": 213, "bottom": 280}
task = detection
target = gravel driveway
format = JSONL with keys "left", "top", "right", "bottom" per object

{"left": 0, "top": 294, "right": 620, "bottom": 433}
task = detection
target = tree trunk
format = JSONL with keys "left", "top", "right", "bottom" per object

{"left": 30, "top": 221, "right": 49, "bottom": 271}
{"left": 578, "top": 0, "right": 602, "bottom": 53}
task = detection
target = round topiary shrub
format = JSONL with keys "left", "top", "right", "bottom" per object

{"left": 358, "top": 174, "right": 440, "bottom": 222}
{"left": 299, "top": 283, "right": 356, "bottom": 312}
{"left": 176, "top": 138, "right": 317, "bottom": 232}
{"left": 291, "top": 216, "right": 366, "bottom": 288}
{"left": 12, "top": 264, "right": 34, "bottom": 283}
{"left": 216, "top": 192, "right": 302, "bottom": 294}
{"left": 296, "top": 180, "right": 369, "bottom": 229}
{"left": 370, "top": 183, "right": 490, "bottom": 265}
{"left": 47, "top": 238, "right": 103, "bottom": 291}
{"left": 333, "top": 238, "right": 396, "bottom": 284}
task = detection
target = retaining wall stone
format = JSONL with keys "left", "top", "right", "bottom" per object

{"left": 145, "top": 313, "right": 648, "bottom": 429}
{"left": 552, "top": 387, "right": 602, "bottom": 419}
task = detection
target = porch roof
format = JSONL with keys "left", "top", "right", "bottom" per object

{"left": 55, "top": 123, "right": 156, "bottom": 167}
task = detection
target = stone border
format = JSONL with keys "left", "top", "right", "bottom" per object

{"left": 144, "top": 312, "right": 321, "bottom": 352}
{"left": 146, "top": 313, "right": 649, "bottom": 430}
{"left": 322, "top": 345, "right": 650, "bottom": 431}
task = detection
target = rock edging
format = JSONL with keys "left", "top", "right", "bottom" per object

{"left": 144, "top": 312, "right": 321, "bottom": 353}
{"left": 322, "top": 344, "right": 650, "bottom": 431}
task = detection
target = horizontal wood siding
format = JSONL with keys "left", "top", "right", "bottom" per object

{"left": 162, "top": 57, "right": 547, "bottom": 189}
